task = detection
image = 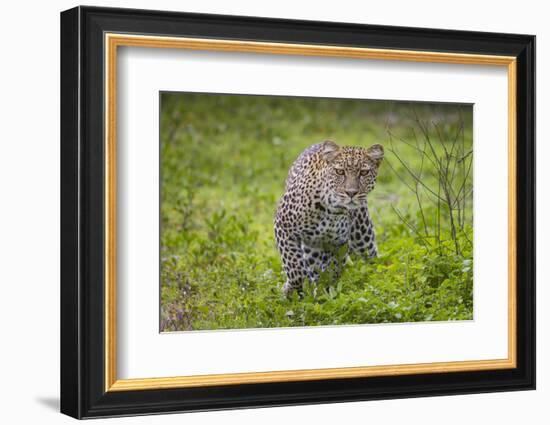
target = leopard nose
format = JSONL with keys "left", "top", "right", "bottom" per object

{"left": 345, "top": 189, "right": 358, "bottom": 198}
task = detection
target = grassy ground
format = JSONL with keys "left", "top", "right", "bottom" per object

{"left": 160, "top": 92, "right": 473, "bottom": 332}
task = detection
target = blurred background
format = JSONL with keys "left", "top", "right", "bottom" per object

{"left": 159, "top": 92, "right": 473, "bottom": 331}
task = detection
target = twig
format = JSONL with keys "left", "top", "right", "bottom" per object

{"left": 390, "top": 205, "right": 430, "bottom": 248}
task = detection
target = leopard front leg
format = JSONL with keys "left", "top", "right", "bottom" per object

{"left": 302, "top": 243, "right": 344, "bottom": 284}
{"left": 349, "top": 206, "right": 378, "bottom": 259}
{"left": 275, "top": 225, "right": 308, "bottom": 296}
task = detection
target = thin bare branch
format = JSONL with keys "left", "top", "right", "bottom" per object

{"left": 391, "top": 205, "right": 430, "bottom": 248}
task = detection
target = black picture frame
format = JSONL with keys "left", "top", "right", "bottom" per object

{"left": 61, "top": 5, "right": 535, "bottom": 419}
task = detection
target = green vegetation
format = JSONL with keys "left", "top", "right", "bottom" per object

{"left": 160, "top": 92, "right": 473, "bottom": 331}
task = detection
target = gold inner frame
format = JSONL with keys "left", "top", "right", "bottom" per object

{"left": 104, "top": 33, "right": 518, "bottom": 392}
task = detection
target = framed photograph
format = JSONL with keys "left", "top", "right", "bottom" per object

{"left": 60, "top": 6, "right": 535, "bottom": 419}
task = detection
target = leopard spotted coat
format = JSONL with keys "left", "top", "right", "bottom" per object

{"left": 274, "top": 140, "right": 384, "bottom": 296}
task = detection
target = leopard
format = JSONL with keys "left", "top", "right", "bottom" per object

{"left": 274, "top": 140, "right": 384, "bottom": 296}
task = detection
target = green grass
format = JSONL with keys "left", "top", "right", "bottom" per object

{"left": 160, "top": 92, "right": 473, "bottom": 331}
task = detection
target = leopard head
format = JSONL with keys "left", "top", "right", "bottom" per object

{"left": 319, "top": 140, "right": 384, "bottom": 210}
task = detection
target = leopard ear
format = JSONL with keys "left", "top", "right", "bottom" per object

{"left": 321, "top": 140, "right": 341, "bottom": 162}
{"left": 366, "top": 144, "right": 384, "bottom": 164}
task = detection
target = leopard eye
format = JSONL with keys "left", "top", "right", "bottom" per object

{"left": 334, "top": 168, "right": 345, "bottom": 176}
{"left": 359, "top": 169, "right": 369, "bottom": 177}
